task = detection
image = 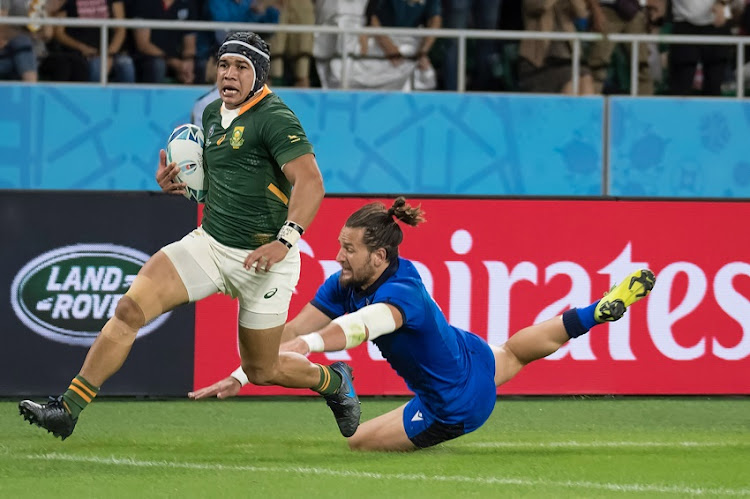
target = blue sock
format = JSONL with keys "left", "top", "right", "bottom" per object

{"left": 576, "top": 301, "right": 600, "bottom": 331}
{"left": 562, "top": 301, "right": 602, "bottom": 339}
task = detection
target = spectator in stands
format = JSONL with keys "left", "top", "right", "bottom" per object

{"left": 208, "top": 0, "right": 280, "bottom": 44}
{"left": 494, "top": 1, "right": 524, "bottom": 91}
{"left": 313, "top": 0, "right": 442, "bottom": 90}
{"left": 211, "top": 0, "right": 280, "bottom": 45}
{"left": 52, "top": 0, "right": 135, "bottom": 82}
{"left": 0, "top": 31, "right": 38, "bottom": 82}
{"left": 587, "top": 0, "right": 654, "bottom": 95}
{"left": 16, "top": 0, "right": 92, "bottom": 82}
{"left": 350, "top": 0, "right": 442, "bottom": 90}
{"left": 644, "top": 0, "right": 670, "bottom": 93}
{"left": 0, "top": 1, "right": 39, "bottom": 81}
{"left": 0, "top": 0, "right": 66, "bottom": 81}
{"left": 668, "top": 0, "right": 735, "bottom": 95}
{"left": 270, "top": 0, "right": 315, "bottom": 87}
{"left": 312, "top": 0, "right": 368, "bottom": 88}
{"left": 194, "top": 1, "right": 219, "bottom": 85}
{"left": 518, "top": 0, "right": 595, "bottom": 94}
{"left": 130, "top": 0, "right": 199, "bottom": 83}
{"left": 441, "top": 0, "right": 503, "bottom": 91}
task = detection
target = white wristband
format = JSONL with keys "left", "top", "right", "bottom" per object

{"left": 300, "top": 332, "right": 325, "bottom": 353}
{"left": 277, "top": 221, "right": 304, "bottom": 249}
{"left": 230, "top": 366, "right": 249, "bottom": 387}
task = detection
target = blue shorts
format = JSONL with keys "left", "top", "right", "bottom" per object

{"left": 402, "top": 340, "right": 497, "bottom": 448}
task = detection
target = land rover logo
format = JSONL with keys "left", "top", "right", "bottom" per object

{"left": 10, "top": 243, "right": 171, "bottom": 347}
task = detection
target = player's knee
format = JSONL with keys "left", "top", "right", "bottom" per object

{"left": 114, "top": 295, "right": 146, "bottom": 330}
{"left": 492, "top": 343, "right": 526, "bottom": 386}
{"left": 101, "top": 297, "right": 142, "bottom": 345}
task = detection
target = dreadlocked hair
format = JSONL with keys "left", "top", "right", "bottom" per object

{"left": 345, "top": 197, "right": 426, "bottom": 262}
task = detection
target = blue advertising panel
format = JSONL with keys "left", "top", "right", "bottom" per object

{"left": 609, "top": 97, "right": 750, "bottom": 198}
{"left": 0, "top": 85, "right": 197, "bottom": 191}
{"left": 0, "top": 85, "right": 604, "bottom": 195}
{"left": 282, "top": 91, "right": 605, "bottom": 195}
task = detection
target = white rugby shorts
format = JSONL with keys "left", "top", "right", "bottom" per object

{"left": 161, "top": 226, "right": 300, "bottom": 329}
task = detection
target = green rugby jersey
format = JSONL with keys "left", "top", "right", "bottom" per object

{"left": 200, "top": 87, "right": 314, "bottom": 249}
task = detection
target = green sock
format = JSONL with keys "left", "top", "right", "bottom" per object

{"left": 61, "top": 375, "right": 99, "bottom": 419}
{"left": 312, "top": 364, "right": 342, "bottom": 396}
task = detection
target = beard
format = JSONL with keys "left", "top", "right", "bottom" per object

{"left": 338, "top": 262, "right": 377, "bottom": 290}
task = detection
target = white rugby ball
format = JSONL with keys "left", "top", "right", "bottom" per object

{"left": 166, "top": 123, "right": 207, "bottom": 203}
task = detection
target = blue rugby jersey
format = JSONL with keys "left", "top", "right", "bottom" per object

{"left": 311, "top": 257, "right": 495, "bottom": 422}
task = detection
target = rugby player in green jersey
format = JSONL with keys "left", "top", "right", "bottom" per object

{"left": 19, "top": 31, "right": 361, "bottom": 441}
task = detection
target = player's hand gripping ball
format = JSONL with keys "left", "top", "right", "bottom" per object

{"left": 166, "top": 123, "right": 206, "bottom": 202}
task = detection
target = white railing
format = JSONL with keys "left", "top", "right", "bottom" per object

{"left": 0, "top": 16, "right": 746, "bottom": 97}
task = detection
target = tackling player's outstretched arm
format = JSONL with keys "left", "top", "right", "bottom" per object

{"left": 294, "top": 303, "right": 403, "bottom": 355}
{"left": 280, "top": 304, "right": 333, "bottom": 343}
{"left": 188, "top": 303, "right": 334, "bottom": 400}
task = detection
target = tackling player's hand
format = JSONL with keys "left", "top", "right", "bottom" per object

{"left": 280, "top": 337, "right": 311, "bottom": 356}
{"left": 156, "top": 149, "right": 187, "bottom": 195}
{"left": 243, "top": 240, "right": 288, "bottom": 272}
{"left": 188, "top": 376, "right": 241, "bottom": 400}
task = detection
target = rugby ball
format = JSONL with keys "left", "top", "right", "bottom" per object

{"left": 166, "top": 123, "right": 207, "bottom": 203}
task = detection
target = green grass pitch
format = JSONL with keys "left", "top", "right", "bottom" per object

{"left": 1, "top": 397, "right": 749, "bottom": 498}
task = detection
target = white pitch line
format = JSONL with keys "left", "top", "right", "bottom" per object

{"left": 21, "top": 452, "right": 750, "bottom": 497}
{"left": 457, "top": 440, "right": 749, "bottom": 449}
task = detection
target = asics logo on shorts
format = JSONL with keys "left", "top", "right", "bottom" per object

{"left": 264, "top": 288, "right": 278, "bottom": 299}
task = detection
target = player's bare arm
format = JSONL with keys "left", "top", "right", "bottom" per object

{"left": 292, "top": 303, "right": 403, "bottom": 354}
{"left": 280, "top": 304, "right": 333, "bottom": 342}
{"left": 155, "top": 149, "right": 186, "bottom": 195}
{"left": 188, "top": 304, "right": 333, "bottom": 400}
{"left": 133, "top": 28, "right": 165, "bottom": 57}
{"left": 244, "top": 153, "right": 324, "bottom": 272}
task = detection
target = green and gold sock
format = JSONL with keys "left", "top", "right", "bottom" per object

{"left": 61, "top": 375, "right": 99, "bottom": 419}
{"left": 311, "top": 364, "right": 342, "bottom": 396}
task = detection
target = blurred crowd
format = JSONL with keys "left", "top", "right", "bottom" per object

{"left": 1, "top": 0, "right": 749, "bottom": 96}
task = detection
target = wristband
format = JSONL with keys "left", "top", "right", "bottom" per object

{"left": 276, "top": 220, "right": 304, "bottom": 248}
{"left": 300, "top": 332, "right": 325, "bottom": 353}
{"left": 230, "top": 366, "right": 249, "bottom": 387}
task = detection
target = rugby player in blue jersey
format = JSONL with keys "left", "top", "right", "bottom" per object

{"left": 191, "top": 197, "right": 656, "bottom": 451}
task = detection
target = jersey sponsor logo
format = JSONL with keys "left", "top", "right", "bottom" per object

{"left": 216, "top": 134, "right": 226, "bottom": 146}
{"left": 10, "top": 243, "right": 172, "bottom": 347}
{"left": 411, "top": 410, "right": 423, "bottom": 422}
{"left": 264, "top": 288, "right": 278, "bottom": 299}
{"left": 288, "top": 135, "right": 300, "bottom": 143}
{"left": 230, "top": 126, "right": 245, "bottom": 149}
